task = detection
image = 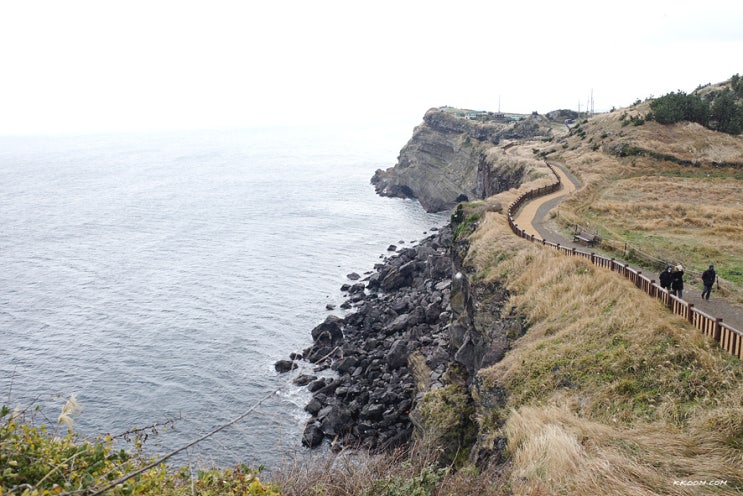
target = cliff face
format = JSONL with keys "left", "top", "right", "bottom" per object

{"left": 371, "top": 107, "right": 553, "bottom": 212}
{"left": 406, "top": 210, "right": 526, "bottom": 466}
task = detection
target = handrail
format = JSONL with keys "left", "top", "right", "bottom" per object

{"left": 506, "top": 161, "right": 743, "bottom": 360}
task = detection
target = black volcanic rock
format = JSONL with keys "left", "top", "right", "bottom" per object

{"left": 274, "top": 359, "right": 297, "bottom": 373}
{"left": 302, "top": 422, "right": 324, "bottom": 448}
{"left": 285, "top": 225, "right": 455, "bottom": 451}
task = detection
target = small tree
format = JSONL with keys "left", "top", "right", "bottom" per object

{"left": 711, "top": 88, "right": 743, "bottom": 134}
{"left": 686, "top": 93, "right": 710, "bottom": 125}
{"left": 649, "top": 91, "right": 689, "bottom": 124}
{"left": 731, "top": 73, "right": 743, "bottom": 97}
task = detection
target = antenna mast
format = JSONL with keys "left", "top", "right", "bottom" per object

{"left": 590, "top": 89, "right": 594, "bottom": 116}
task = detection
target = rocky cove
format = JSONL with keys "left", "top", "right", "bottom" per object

{"left": 275, "top": 216, "right": 526, "bottom": 463}
{"left": 273, "top": 107, "right": 546, "bottom": 463}
{"left": 274, "top": 225, "right": 453, "bottom": 448}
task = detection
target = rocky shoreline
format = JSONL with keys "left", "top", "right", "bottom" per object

{"left": 275, "top": 225, "right": 454, "bottom": 451}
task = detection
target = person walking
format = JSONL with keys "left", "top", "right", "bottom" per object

{"left": 701, "top": 264, "right": 716, "bottom": 300}
{"left": 671, "top": 264, "right": 685, "bottom": 299}
{"left": 659, "top": 265, "right": 673, "bottom": 291}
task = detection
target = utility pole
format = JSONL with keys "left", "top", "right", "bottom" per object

{"left": 590, "top": 89, "right": 594, "bottom": 116}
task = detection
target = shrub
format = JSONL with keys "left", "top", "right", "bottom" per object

{"left": 711, "top": 88, "right": 743, "bottom": 134}
{"left": 365, "top": 465, "right": 446, "bottom": 496}
{"left": 0, "top": 401, "right": 281, "bottom": 496}
{"left": 409, "top": 383, "right": 477, "bottom": 467}
{"left": 650, "top": 78, "right": 743, "bottom": 135}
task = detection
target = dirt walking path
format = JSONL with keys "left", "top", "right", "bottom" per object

{"left": 513, "top": 164, "right": 576, "bottom": 235}
{"left": 511, "top": 162, "right": 743, "bottom": 333}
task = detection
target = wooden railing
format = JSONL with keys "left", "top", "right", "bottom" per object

{"left": 506, "top": 162, "right": 743, "bottom": 360}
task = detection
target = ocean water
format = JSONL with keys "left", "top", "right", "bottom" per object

{"left": 0, "top": 123, "right": 448, "bottom": 468}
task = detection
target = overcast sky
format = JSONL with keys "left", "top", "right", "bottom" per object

{"left": 2, "top": 0, "right": 742, "bottom": 135}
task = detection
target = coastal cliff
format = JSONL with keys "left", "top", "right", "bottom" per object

{"left": 281, "top": 108, "right": 557, "bottom": 459}
{"left": 371, "top": 107, "right": 554, "bottom": 212}
{"left": 275, "top": 92, "right": 743, "bottom": 492}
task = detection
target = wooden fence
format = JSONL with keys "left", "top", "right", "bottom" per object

{"left": 506, "top": 161, "right": 743, "bottom": 360}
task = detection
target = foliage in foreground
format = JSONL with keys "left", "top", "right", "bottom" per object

{"left": 271, "top": 445, "right": 507, "bottom": 496}
{"left": 0, "top": 402, "right": 280, "bottom": 496}
{"left": 1, "top": 400, "right": 501, "bottom": 496}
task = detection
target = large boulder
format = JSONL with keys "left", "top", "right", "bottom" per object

{"left": 386, "top": 339, "right": 408, "bottom": 370}
{"left": 320, "top": 405, "right": 353, "bottom": 437}
{"left": 302, "top": 422, "right": 325, "bottom": 448}
{"left": 310, "top": 315, "right": 345, "bottom": 345}
{"left": 274, "top": 359, "right": 297, "bottom": 373}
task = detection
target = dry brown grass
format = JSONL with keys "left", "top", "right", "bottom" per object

{"left": 578, "top": 175, "right": 743, "bottom": 244}
{"left": 524, "top": 110, "right": 743, "bottom": 304}
{"left": 461, "top": 200, "right": 743, "bottom": 495}
{"left": 506, "top": 406, "right": 742, "bottom": 495}
{"left": 272, "top": 448, "right": 410, "bottom": 496}
{"left": 270, "top": 106, "right": 743, "bottom": 495}
{"left": 271, "top": 443, "right": 509, "bottom": 496}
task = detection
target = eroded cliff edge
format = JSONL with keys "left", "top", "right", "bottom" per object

{"left": 277, "top": 107, "right": 559, "bottom": 464}
{"left": 371, "top": 107, "right": 555, "bottom": 212}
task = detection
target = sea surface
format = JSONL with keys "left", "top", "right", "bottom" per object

{"left": 0, "top": 123, "right": 448, "bottom": 468}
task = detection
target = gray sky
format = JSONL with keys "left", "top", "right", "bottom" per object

{"left": 2, "top": 0, "right": 742, "bottom": 135}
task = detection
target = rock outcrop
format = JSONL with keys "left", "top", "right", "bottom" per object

{"left": 445, "top": 218, "right": 527, "bottom": 465}
{"left": 275, "top": 214, "right": 526, "bottom": 466}
{"left": 277, "top": 227, "right": 456, "bottom": 451}
{"left": 273, "top": 111, "right": 545, "bottom": 463}
{"left": 371, "top": 107, "right": 553, "bottom": 212}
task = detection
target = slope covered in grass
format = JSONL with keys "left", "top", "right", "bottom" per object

{"left": 541, "top": 103, "right": 743, "bottom": 303}
{"left": 460, "top": 194, "right": 743, "bottom": 494}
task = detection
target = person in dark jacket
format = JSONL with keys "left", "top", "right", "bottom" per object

{"left": 671, "top": 264, "right": 684, "bottom": 298}
{"left": 659, "top": 265, "right": 673, "bottom": 291}
{"left": 701, "top": 264, "right": 716, "bottom": 300}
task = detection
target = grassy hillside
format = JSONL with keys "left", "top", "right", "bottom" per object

{"left": 448, "top": 89, "right": 743, "bottom": 493}
{"left": 539, "top": 104, "right": 743, "bottom": 304}
{"left": 463, "top": 196, "right": 743, "bottom": 494}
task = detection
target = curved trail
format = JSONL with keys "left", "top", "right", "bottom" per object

{"left": 513, "top": 163, "right": 577, "bottom": 236}
{"left": 511, "top": 162, "right": 743, "bottom": 334}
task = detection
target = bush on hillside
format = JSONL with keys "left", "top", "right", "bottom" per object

{"left": 647, "top": 74, "right": 743, "bottom": 135}
{"left": 711, "top": 88, "right": 743, "bottom": 135}
{"left": 647, "top": 91, "right": 708, "bottom": 126}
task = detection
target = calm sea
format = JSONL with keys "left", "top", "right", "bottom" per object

{"left": 0, "top": 123, "right": 448, "bottom": 468}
